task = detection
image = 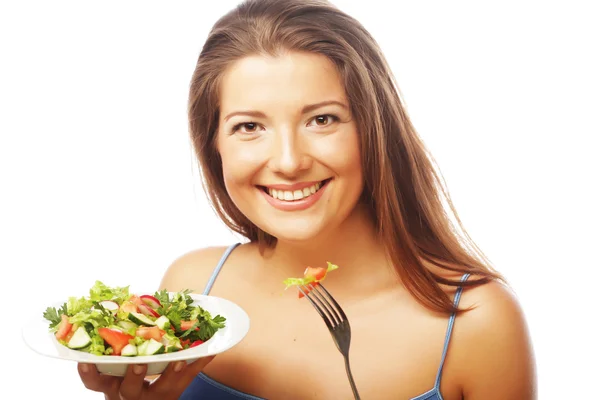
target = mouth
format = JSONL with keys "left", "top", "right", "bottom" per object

{"left": 258, "top": 179, "right": 332, "bottom": 202}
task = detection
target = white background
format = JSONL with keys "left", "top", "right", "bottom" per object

{"left": 1, "top": 1, "right": 598, "bottom": 398}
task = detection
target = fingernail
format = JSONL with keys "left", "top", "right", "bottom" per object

{"left": 81, "top": 364, "right": 89, "bottom": 373}
{"left": 174, "top": 361, "right": 185, "bottom": 372}
{"left": 133, "top": 365, "right": 145, "bottom": 375}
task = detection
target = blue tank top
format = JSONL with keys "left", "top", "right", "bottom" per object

{"left": 179, "top": 243, "right": 470, "bottom": 400}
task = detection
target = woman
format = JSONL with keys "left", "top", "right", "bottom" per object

{"left": 77, "top": 0, "right": 536, "bottom": 398}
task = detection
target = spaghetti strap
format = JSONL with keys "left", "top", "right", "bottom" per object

{"left": 202, "top": 243, "right": 241, "bottom": 295}
{"left": 434, "top": 272, "right": 471, "bottom": 390}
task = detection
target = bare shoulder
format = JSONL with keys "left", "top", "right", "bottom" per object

{"left": 451, "top": 278, "right": 537, "bottom": 399}
{"left": 158, "top": 245, "right": 234, "bottom": 293}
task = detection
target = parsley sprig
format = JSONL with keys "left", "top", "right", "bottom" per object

{"left": 43, "top": 303, "right": 68, "bottom": 329}
{"left": 153, "top": 289, "right": 227, "bottom": 342}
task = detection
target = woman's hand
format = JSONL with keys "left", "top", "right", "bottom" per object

{"left": 77, "top": 356, "right": 215, "bottom": 400}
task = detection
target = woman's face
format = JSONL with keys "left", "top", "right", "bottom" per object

{"left": 216, "top": 51, "right": 363, "bottom": 243}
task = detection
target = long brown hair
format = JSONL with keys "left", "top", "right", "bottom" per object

{"left": 188, "top": 0, "right": 504, "bottom": 313}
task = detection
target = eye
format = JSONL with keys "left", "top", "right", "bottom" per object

{"left": 309, "top": 114, "right": 340, "bottom": 127}
{"left": 231, "top": 122, "right": 263, "bottom": 135}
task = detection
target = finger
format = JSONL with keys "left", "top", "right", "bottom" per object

{"left": 148, "top": 361, "right": 186, "bottom": 394}
{"left": 77, "top": 363, "right": 120, "bottom": 395}
{"left": 151, "top": 356, "right": 215, "bottom": 394}
{"left": 118, "top": 364, "right": 148, "bottom": 400}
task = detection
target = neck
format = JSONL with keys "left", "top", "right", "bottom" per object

{"left": 263, "top": 204, "right": 394, "bottom": 292}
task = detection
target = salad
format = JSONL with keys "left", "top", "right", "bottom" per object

{"left": 283, "top": 262, "right": 338, "bottom": 297}
{"left": 43, "top": 281, "right": 226, "bottom": 357}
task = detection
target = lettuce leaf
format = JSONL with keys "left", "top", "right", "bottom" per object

{"left": 89, "top": 280, "right": 130, "bottom": 303}
{"left": 67, "top": 296, "right": 93, "bottom": 315}
{"left": 87, "top": 330, "right": 108, "bottom": 355}
{"left": 69, "top": 308, "right": 113, "bottom": 329}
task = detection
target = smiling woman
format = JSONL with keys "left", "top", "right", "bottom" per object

{"left": 74, "top": 0, "right": 537, "bottom": 399}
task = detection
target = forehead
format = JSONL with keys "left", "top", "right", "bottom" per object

{"left": 219, "top": 52, "right": 347, "bottom": 113}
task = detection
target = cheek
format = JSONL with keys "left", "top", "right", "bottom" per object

{"left": 219, "top": 154, "right": 258, "bottom": 216}
{"left": 332, "top": 131, "right": 364, "bottom": 200}
{"left": 318, "top": 128, "right": 363, "bottom": 179}
{"left": 344, "top": 137, "right": 362, "bottom": 174}
{"left": 220, "top": 159, "right": 249, "bottom": 198}
{"left": 218, "top": 139, "right": 265, "bottom": 192}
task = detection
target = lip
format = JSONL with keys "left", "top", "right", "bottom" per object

{"left": 259, "top": 179, "right": 331, "bottom": 212}
{"left": 261, "top": 180, "right": 323, "bottom": 191}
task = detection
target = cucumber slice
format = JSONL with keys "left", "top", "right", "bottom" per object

{"left": 128, "top": 312, "right": 155, "bottom": 327}
{"left": 67, "top": 327, "right": 92, "bottom": 349}
{"left": 121, "top": 344, "right": 138, "bottom": 357}
{"left": 161, "top": 335, "right": 183, "bottom": 350}
{"left": 137, "top": 340, "right": 149, "bottom": 356}
{"left": 118, "top": 320, "right": 138, "bottom": 332}
{"left": 144, "top": 339, "right": 165, "bottom": 355}
{"left": 107, "top": 324, "right": 127, "bottom": 333}
{"left": 165, "top": 345, "right": 180, "bottom": 353}
{"left": 154, "top": 316, "right": 170, "bottom": 330}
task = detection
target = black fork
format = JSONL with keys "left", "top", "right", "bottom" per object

{"left": 298, "top": 283, "right": 361, "bottom": 400}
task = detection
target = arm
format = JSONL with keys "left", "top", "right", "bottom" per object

{"left": 456, "top": 281, "right": 537, "bottom": 399}
{"left": 144, "top": 246, "right": 231, "bottom": 383}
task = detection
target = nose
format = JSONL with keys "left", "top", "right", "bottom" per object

{"left": 267, "top": 128, "right": 311, "bottom": 177}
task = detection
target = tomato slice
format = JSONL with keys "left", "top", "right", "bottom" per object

{"left": 305, "top": 266, "right": 327, "bottom": 281}
{"left": 55, "top": 314, "right": 73, "bottom": 341}
{"left": 298, "top": 266, "right": 327, "bottom": 298}
{"left": 128, "top": 295, "right": 144, "bottom": 307}
{"left": 98, "top": 328, "right": 134, "bottom": 356}
{"left": 180, "top": 320, "right": 198, "bottom": 331}
{"left": 190, "top": 340, "right": 204, "bottom": 348}
{"left": 64, "top": 327, "right": 76, "bottom": 343}
{"left": 120, "top": 301, "right": 138, "bottom": 314}
{"left": 135, "top": 326, "right": 165, "bottom": 341}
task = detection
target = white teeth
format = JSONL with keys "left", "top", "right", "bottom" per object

{"left": 266, "top": 181, "right": 325, "bottom": 202}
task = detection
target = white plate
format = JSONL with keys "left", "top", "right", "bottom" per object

{"left": 22, "top": 293, "right": 250, "bottom": 376}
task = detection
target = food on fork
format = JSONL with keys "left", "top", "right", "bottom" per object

{"left": 43, "top": 281, "right": 226, "bottom": 356}
{"left": 283, "top": 262, "right": 339, "bottom": 298}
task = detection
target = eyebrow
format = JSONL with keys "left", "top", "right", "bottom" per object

{"left": 223, "top": 100, "right": 348, "bottom": 122}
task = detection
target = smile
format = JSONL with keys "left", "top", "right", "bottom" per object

{"left": 264, "top": 180, "right": 328, "bottom": 202}
{"left": 258, "top": 179, "right": 331, "bottom": 211}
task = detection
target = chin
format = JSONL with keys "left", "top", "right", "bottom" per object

{"left": 259, "top": 220, "right": 328, "bottom": 244}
